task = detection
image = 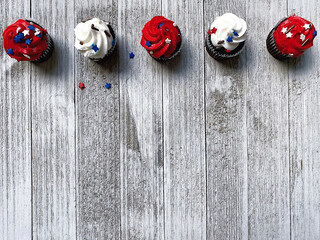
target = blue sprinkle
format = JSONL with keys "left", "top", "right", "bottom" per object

{"left": 313, "top": 30, "right": 317, "bottom": 38}
{"left": 129, "top": 52, "right": 135, "bottom": 59}
{"left": 146, "top": 41, "right": 151, "bottom": 47}
{"left": 92, "top": 44, "right": 99, "bottom": 52}
{"left": 6, "top": 48, "right": 14, "bottom": 55}
{"left": 25, "top": 39, "right": 32, "bottom": 45}
{"left": 233, "top": 30, "right": 239, "bottom": 36}
{"left": 112, "top": 39, "right": 115, "bottom": 46}
{"left": 178, "top": 29, "right": 181, "bottom": 35}
{"left": 13, "top": 32, "right": 24, "bottom": 43}
{"left": 28, "top": 25, "right": 35, "bottom": 31}
{"left": 105, "top": 83, "right": 111, "bottom": 89}
{"left": 36, "top": 34, "right": 42, "bottom": 38}
{"left": 227, "top": 36, "right": 233, "bottom": 42}
{"left": 158, "top": 23, "right": 164, "bottom": 28}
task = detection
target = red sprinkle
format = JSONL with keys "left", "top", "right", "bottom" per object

{"left": 79, "top": 82, "right": 85, "bottom": 89}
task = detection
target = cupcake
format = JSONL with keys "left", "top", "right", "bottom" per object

{"left": 3, "top": 19, "right": 54, "bottom": 63}
{"left": 141, "top": 16, "right": 182, "bottom": 61}
{"left": 205, "top": 13, "right": 247, "bottom": 60}
{"left": 74, "top": 18, "right": 116, "bottom": 61}
{"left": 266, "top": 15, "right": 317, "bottom": 60}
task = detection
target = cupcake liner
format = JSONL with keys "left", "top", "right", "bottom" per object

{"left": 90, "top": 23, "right": 117, "bottom": 62}
{"left": 205, "top": 32, "right": 245, "bottom": 60}
{"left": 151, "top": 28, "right": 182, "bottom": 62}
{"left": 266, "top": 17, "right": 291, "bottom": 60}
{"left": 25, "top": 19, "right": 54, "bottom": 63}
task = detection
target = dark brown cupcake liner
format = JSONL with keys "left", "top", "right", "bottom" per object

{"left": 205, "top": 32, "right": 245, "bottom": 60}
{"left": 25, "top": 19, "right": 54, "bottom": 63}
{"left": 90, "top": 23, "right": 117, "bottom": 62}
{"left": 266, "top": 17, "right": 292, "bottom": 60}
{"left": 151, "top": 27, "right": 182, "bottom": 62}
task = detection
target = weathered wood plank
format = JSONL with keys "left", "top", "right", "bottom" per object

{"left": 246, "top": 0, "right": 290, "bottom": 239}
{"left": 204, "top": 2, "right": 248, "bottom": 240}
{"left": 0, "top": 1, "right": 31, "bottom": 240}
{"left": 30, "top": 0, "right": 76, "bottom": 239}
{"left": 118, "top": 1, "right": 164, "bottom": 239}
{"left": 288, "top": 2, "right": 320, "bottom": 239}
{"left": 162, "top": 1, "right": 206, "bottom": 239}
{"left": 74, "top": 1, "right": 121, "bottom": 239}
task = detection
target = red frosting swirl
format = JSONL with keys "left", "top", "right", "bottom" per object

{"left": 273, "top": 15, "right": 317, "bottom": 57}
{"left": 3, "top": 19, "right": 48, "bottom": 61}
{"left": 141, "top": 16, "right": 181, "bottom": 58}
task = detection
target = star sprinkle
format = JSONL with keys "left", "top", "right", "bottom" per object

{"left": 112, "top": 39, "right": 115, "bottom": 46}
{"left": 286, "top": 32, "right": 293, "bottom": 38}
{"left": 129, "top": 52, "right": 135, "bottom": 59}
{"left": 210, "top": 27, "right": 217, "bottom": 35}
{"left": 92, "top": 44, "right": 99, "bottom": 52}
{"left": 227, "top": 36, "right": 233, "bottom": 42}
{"left": 158, "top": 23, "right": 164, "bottom": 28}
{"left": 25, "top": 39, "right": 32, "bottom": 45}
{"left": 34, "top": 29, "right": 41, "bottom": 36}
{"left": 105, "top": 83, "right": 111, "bottom": 89}
{"left": 79, "top": 82, "right": 85, "bottom": 89}
{"left": 28, "top": 25, "right": 35, "bottom": 31}
{"left": 233, "top": 30, "right": 239, "bottom": 36}
{"left": 36, "top": 34, "right": 42, "bottom": 38}
{"left": 6, "top": 48, "right": 13, "bottom": 55}
{"left": 303, "top": 23, "right": 311, "bottom": 30}
{"left": 146, "top": 41, "right": 151, "bottom": 47}
{"left": 22, "top": 30, "right": 30, "bottom": 36}
{"left": 225, "top": 49, "right": 231, "bottom": 53}
{"left": 165, "top": 38, "right": 171, "bottom": 44}
{"left": 13, "top": 32, "right": 24, "bottom": 43}
{"left": 281, "top": 27, "right": 287, "bottom": 34}
{"left": 313, "top": 30, "right": 317, "bottom": 38}
{"left": 300, "top": 33, "right": 306, "bottom": 41}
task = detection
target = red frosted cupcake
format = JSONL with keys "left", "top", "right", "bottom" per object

{"left": 141, "top": 16, "right": 182, "bottom": 61}
{"left": 3, "top": 19, "right": 54, "bottom": 63}
{"left": 267, "top": 15, "right": 317, "bottom": 60}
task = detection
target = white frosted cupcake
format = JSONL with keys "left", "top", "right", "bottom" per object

{"left": 205, "top": 13, "right": 247, "bottom": 60}
{"left": 74, "top": 17, "right": 116, "bottom": 61}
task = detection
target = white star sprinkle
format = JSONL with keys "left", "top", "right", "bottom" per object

{"left": 300, "top": 33, "right": 306, "bottom": 41}
{"left": 22, "top": 30, "right": 30, "bottom": 36}
{"left": 281, "top": 27, "right": 287, "bottom": 34}
{"left": 286, "top": 32, "right": 293, "bottom": 38}
{"left": 303, "top": 23, "right": 310, "bottom": 30}
{"left": 165, "top": 38, "right": 171, "bottom": 44}
{"left": 34, "top": 28, "right": 41, "bottom": 35}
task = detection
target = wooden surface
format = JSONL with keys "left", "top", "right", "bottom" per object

{"left": 1, "top": 0, "right": 320, "bottom": 239}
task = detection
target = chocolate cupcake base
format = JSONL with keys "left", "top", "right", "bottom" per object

{"left": 266, "top": 17, "right": 291, "bottom": 60}
{"left": 31, "top": 34, "right": 54, "bottom": 63}
{"left": 205, "top": 33, "right": 245, "bottom": 60}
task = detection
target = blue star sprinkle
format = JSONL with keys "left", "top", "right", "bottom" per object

{"left": 36, "top": 34, "right": 42, "bottom": 38}
{"left": 13, "top": 32, "right": 24, "bottom": 43}
{"left": 129, "top": 52, "right": 135, "bottom": 59}
{"left": 92, "top": 44, "right": 99, "bottom": 52}
{"left": 105, "top": 83, "right": 111, "bottom": 89}
{"left": 146, "top": 41, "right": 151, "bottom": 47}
{"left": 28, "top": 25, "right": 35, "bottom": 31}
{"left": 313, "top": 30, "right": 317, "bottom": 38}
{"left": 6, "top": 48, "right": 14, "bottom": 55}
{"left": 25, "top": 39, "right": 32, "bottom": 45}
{"left": 158, "top": 23, "right": 164, "bottom": 28}
{"left": 227, "top": 36, "right": 233, "bottom": 42}
{"left": 112, "top": 39, "right": 115, "bottom": 46}
{"left": 233, "top": 30, "right": 239, "bottom": 36}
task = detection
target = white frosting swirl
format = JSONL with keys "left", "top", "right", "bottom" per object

{"left": 74, "top": 18, "right": 114, "bottom": 59}
{"left": 210, "top": 13, "right": 247, "bottom": 51}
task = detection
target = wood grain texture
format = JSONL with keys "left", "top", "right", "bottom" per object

{"left": 118, "top": 1, "right": 164, "bottom": 239}
{"left": 162, "top": 1, "right": 206, "bottom": 239}
{"left": 288, "top": 2, "right": 320, "bottom": 240}
{"left": 75, "top": 1, "right": 121, "bottom": 239}
{"left": 31, "top": 0, "right": 76, "bottom": 239}
{"left": 204, "top": 1, "right": 248, "bottom": 239}
{"left": 246, "top": 0, "right": 290, "bottom": 239}
{"left": 0, "top": 1, "right": 31, "bottom": 240}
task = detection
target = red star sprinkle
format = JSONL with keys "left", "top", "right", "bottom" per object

{"left": 211, "top": 27, "right": 217, "bottom": 34}
{"left": 79, "top": 82, "right": 85, "bottom": 89}
{"left": 225, "top": 49, "right": 231, "bottom": 53}
{"left": 208, "top": 29, "right": 212, "bottom": 35}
